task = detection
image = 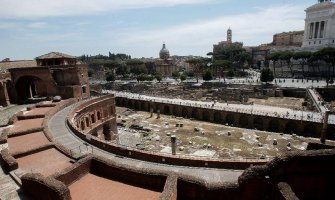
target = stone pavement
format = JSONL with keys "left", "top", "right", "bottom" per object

{"left": 0, "top": 165, "right": 31, "bottom": 200}
{"left": 0, "top": 105, "right": 28, "bottom": 127}
{"left": 49, "top": 104, "right": 244, "bottom": 183}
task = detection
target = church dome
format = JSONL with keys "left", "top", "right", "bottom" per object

{"left": 159, "top": 43, "right": 170, "bottom": 60}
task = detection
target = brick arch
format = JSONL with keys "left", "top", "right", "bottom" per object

{"left": 253, "top": 117, "right": 263, "bottom": 130}
{"left": 285, "top": 121, "right": 298, "bottom": 134}
{"left": 141, "top": 101, "right": 148, "bottom": 111}
{"left": 91, "top": 113, "right": 96, "bottom": 124}
{"left": 97, "top": 111, "right": 102, "bottom": 121}
{"left": 226, "top": 113, "right": 235, "bottom": 125}
{"left": 268, "top": 119, "right": 280, "bottom": 132}
{"left": 239, "top": 115, "right": 249, "bottom": 128}
{"left": 172, "top": 106, "right": 179, "bottom": 116}
{"left": 182, "top": 107, "right": 188, "bottom": 118}
{"left": 81, "top": 121, "right": 85, "bottom": 131}
{"left": 163, "top": 105, "right": 170, "bottom": 115}
{"left": 202, "top": 110, "right": 210, "bottom": 122}
{"left": 214, "top": 111, "right": 222, "bottom": 123}
{"left": 122, "top": 99, "right": 128, "bottom": 107}
{"left": 127, "top": 100, "right": 134, "bottom": 109}
{"left": 14, "top": 75, "right": 47, "bottom": 101}
{"left": 134, "top": 100, "right": 141, "bottom": 110}
{"left": 303, "top": 124, "right": 317, "bottom": 137}
{"left": 191, "top": 109, "right": 200, "bottom": 120}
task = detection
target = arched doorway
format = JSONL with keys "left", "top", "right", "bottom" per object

{"left": 182, "top": 108, "right": 188, "bottom": 118}
{"left": 173, "top": 106, "right": 179, "bottom": 116}
{"left": 192, "top": 109, "right": 200, "bottom": 120}
{"left": 303, "top": 124, "right": 317, "bottom": 137}
{"left": 239, "top": 115, "right": 249, "bottom": 128}
{"left": 226, "top": 113, "right": 235, "bottom": 125}
{"left": 163, "top": 105, "right": 170, "bottom": 115}
{"left": 214, "top": 112, "right": 222, "bottom": 123}
{"left": 254, "top": 117, "right": 263, "bottom": 130}
{"left": 285, "top": 121, "right": 298, "bottom": 134}
{"left": 268, "top": 119, "right": 280, "bottom": 132}
{"left": 202, "top": 110, "right": 210, "bottom": 122}
{"left": 15, "top": 76, "right": 47, "bottom": 102}
{"left": 135, "top": 101, "right": 141, "bottom": 110}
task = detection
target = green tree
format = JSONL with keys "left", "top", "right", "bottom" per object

{"left": 314, "top": 47, "right": 335, "bottom": 87}
{"left": 260, "top": 68, "right": 274, "bottom": 84}
{"left": 180, "top": 74, "right": 187, "bottom": 82}
{"left": 266, "top": 52, "right": 281, "bottom": 78}
{"left": 106, "top": 73, "right": 116, "bottom": 82}
{"left": 212, "top": 60, "right": 232, "bottom": 82}
{"left": 155, "top": 73, "right": 163, "bottom": 82}
{"left": 187, "top": 57, "right": 210, "bottom": 83}
{"left": 172, "top": 71, "right": 180, "bottom": 81}
{"left": 203, "top": 70, "right": 213, "bottom": 81}
{"left": 292, "top": 51, "right": 312, "bottom": 78}
{"left": 279, "top": 51, "right": 293, "bottom": 77}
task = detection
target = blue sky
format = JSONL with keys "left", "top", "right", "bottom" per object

{"left": 0, "top": 0, "right": 317, "bottom": 60}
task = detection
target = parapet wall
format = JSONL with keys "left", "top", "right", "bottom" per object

{"left": 21, "top": 149, "right": 335, "bottom": 200}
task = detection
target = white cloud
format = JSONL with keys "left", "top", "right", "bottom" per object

{"left": 115, "top": 4, "right": 307, "bottom": 57}
{"left": 0, "top": 0, "right": 214, "bottom": 19}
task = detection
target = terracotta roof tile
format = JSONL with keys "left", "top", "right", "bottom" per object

{"left": 36, "top": 52, "right": 76, "bottom": 60}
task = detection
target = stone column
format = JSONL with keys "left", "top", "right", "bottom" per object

{"left": 3, "top": 82, "right": 10, "bottom": 106}
{"left": 321, "top": 110, "right": 330, "bottom": 144}
{"left": 171, "top": 135, "right": 176, "bottom": 155}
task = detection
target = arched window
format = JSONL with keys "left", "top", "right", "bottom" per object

{"left": 86, "top": 117, "right": 90, "bottom": 127}
{"left": 91, "top": 114, "right": 96, "bottom": 124}
{"left": 97, "top": 111, "right": 101, "bottom": 120}
{"left": 81, "top": 121, "right": 85, "bottom": 131}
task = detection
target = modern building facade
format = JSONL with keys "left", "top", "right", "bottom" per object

{"left": 302, "top": 0, "right": 335, "bottom": 49}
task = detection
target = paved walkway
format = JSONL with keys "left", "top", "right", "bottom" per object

{"left": 307, "top": 89, "right": 328, "bottom": 113}
{"left": 49, "top": 103, "right": 243, "bottom": 183}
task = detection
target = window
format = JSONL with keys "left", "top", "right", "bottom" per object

{"left": 309, "top": 23, "right": 314, "bottom": 39}
{"left": 319, "top": 41, "right": 322, "bottom": 44}
{"left": 320, "top": 21, "right": 325, "bottom": 38}
{"left": 314, "top": 22, "right": 319, "bottom": 38}
{"left": 82, "top": 86, "right": 86, "bottom": 94}
{"left": 97, "top": 111, "right": 101, "bottom": 120}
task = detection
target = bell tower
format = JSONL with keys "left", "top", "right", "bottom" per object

{"left": 227, "top": 28, "right": 232, "bottom": 43}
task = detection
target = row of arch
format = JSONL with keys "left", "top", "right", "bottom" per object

{"left": 116, "top": 98, "right": 321, "bottom": 137}
{"left": 76, "top": 105, "right": 115, "bottom": 132}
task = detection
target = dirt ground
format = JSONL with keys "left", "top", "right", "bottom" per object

{"left": 115, "top": 107, "right": 325, "bottom": 160}
{"left": 248, "top": 97, "right": 305, "bottom": 110}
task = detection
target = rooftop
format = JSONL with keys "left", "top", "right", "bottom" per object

{"left": 35, "top": 52, "right": 76, "bottom": 60}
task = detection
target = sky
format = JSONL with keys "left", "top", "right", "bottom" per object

{"left": 0, "top": 0, "right": 317, "bottom": 60}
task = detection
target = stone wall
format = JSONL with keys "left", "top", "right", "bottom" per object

{"left": 22, "top": 149, "right": 335, "bottom": 200}
{"left": 116, "top": 97, "right": 334, "bottom": 139}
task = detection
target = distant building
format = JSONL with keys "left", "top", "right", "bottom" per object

{"left": 273, "top": 31, "right": 304, "bottom": 47}
{"left": 154, "top": 43, "right": 178, "bottom": 75}
{"left": 0, "top": 52, "right": 90, "bottom": 107}
{"left": 213, "top": 28, "right": 243, "bottom": 57}
{"left": 302, "top": 0, "right": 335, "bottom": 49}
